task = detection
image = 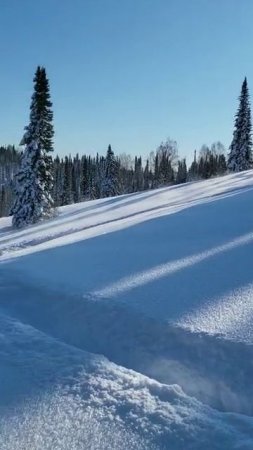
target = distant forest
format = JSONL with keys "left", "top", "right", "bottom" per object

{"left": 0, "top": 140, "right": 227, "bottom": 218}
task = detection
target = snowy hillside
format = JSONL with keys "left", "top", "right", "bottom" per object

{"left": 1, "top": 171, "right": 253, "bottom": 449}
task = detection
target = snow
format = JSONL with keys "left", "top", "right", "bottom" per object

{"left": 177, "top": 283, "right": 253, "bottom": 341}
{"left": 1, "top": 170, "right": 253, "bottom": 448}
{"left": 0, "top": 310, "right": 253, "bottom": 450}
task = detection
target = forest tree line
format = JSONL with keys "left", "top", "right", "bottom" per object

{"left": 0, "top": 140, "right": 227, "bottom": 218}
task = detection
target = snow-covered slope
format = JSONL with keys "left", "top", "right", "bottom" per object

{"left": 1, "top": 171, "right": 253, "bottom": 449}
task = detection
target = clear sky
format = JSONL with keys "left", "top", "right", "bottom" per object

{"left": 1, "top": 0, "right": 253, "bottom": 161}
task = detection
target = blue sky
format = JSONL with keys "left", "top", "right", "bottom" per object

{"left": 1, "top": 0, "right": 253, "bottom": 161}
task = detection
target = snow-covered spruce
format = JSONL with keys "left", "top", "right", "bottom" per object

{"left": 12, "top": 66, "right": 54, "bottom": 228}
{"left": 11, "top": 141, "right": 53, "bottom": 228}
{"left": 228, "top": 77, "right": 253, "bottom": 172}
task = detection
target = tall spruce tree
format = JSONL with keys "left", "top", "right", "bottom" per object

{"left": 228, "top": 77, "right": 253, "bottom": 172}
{"left": 12, "top": 66, "right": 54, "bottom": 227}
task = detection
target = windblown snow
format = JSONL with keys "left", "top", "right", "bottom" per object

{"left": 1, "top": 171, "right": 253, "bottom": 449}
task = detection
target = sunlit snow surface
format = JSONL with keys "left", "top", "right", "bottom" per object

{"left": 177, "top": 283, "right": 253, "bottom": 342}
{"left": 1, "top": 171, "right": 253, "bottom": 448}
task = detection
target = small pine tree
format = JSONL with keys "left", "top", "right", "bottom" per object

{"left": 101, "top": 145, "right": 120, "bottom": 197}
{"left": 12, "top": 66, "right": 54, "bottom": 227}
{"left": 176, "top": 159, "right": 187, "bottom": 184}
{"left": 228, "top": 77, "right": 253, "bottom": 172}
{"left": 188, "top": 150, "right": 198, "bottom": 180}
{"left": 143, "top": 159, "right": 150, "bottom": 190}
{"left": 62, "top": 156, "right": 73, "bottom": 205}
{"left": 217, "top": 154, "right": 227, "bottom": 175}
{"left": 0, "top": 185, "right": 6, "bottom": 217}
